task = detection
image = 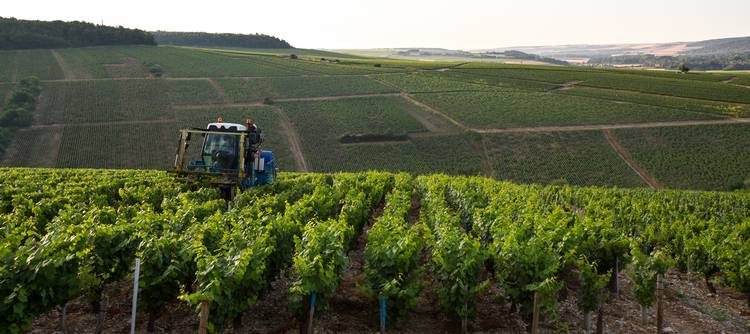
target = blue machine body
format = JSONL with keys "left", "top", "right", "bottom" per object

{"left": 243, "top": 150, "right": 275, "bottom": 188}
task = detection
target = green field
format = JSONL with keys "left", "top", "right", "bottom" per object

{"left": 412, "top": 90, "right": 720, "bottom": 129}
{"left": 56, "top": 47, "right": 149, "bottom": 79}
{"left": 482, "top": 131, "right": 645, "bottom": 187}
{"left": 276, "top": 96, "right": 485, "bottom": 173}
{"left": 55, "top": 122, "right": 175, "bottom": 169}
{"left": 732, "top": 75, "right": 750, "bottom": 86}
{"left": 453, "top": 66, "right": 750, "bottom": 104}
{"left": 371, "top": 72, "right": 496, "bottom": 93}
{"left": 0, "top": 127, "right": 62, "bottom": 167}
{"left": 117, "top": 46, "right": 302, "bottom": 77}
{"left": 0, "top": 49, "right": 64, "bottom": 81}
{"left": 217, "top": 76, "right": 397, "bottom": 102}
{"left": 38, "top": 80, "right": 172, "bottom": 124}
{"left": 613, "top": 123, "right": 750, "bottom": 190}
{"left": 1, "top": 45, "right": 749, "bottom": 191}
{"left": 557, "top": 86, "right": 750, "bottom": 117}
{"left": 439, "top": 70, "right": 561, "bottom": 91}
{"left": 0, "top": 52, "right": 15, "bottom": 82}
{"left": 166, "top": 79, "right": 225, "bottom": 105}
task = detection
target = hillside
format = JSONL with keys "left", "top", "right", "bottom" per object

{"left": 686, "top": 36, "right": 750, "bottom": 55}
{"left": 1, "top": 45, "right": 750, "bottom": 190}
{"left": 484, "top": 36, "right": 750, "bottom": 70}
{"left": 0, "top": 17, "right": 155, "bottom": 50}
{"left": 3, "top": 169, "right": 750, "bottom": 333}
{"left": 484, "top": 36, "right": 750, "bottom": 58}
{"left": 152, "top": 31, "right": 292, "bottom": 49}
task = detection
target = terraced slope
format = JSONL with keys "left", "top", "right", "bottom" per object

{"left": 1, "top": 45, "right": 749, "bottom": 190}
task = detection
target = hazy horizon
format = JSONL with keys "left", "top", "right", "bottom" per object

{"left": 5, "top": 0, "right": 750, "bottom": 50}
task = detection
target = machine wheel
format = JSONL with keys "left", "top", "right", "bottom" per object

{"left": 221, "top": 186, "right": 235, "bottom": 202}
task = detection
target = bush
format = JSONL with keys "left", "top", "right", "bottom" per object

{"left": 144, "top": 63, "right": 163, "bottom": 77}
{"left": 0, "top": 127, "right": 10, "bottom": 156}
{"left": 0, "top": 76, "right": 40, "bottom": 127}
{"left": 290, "top": 54, "right": 298, "bottom": 59}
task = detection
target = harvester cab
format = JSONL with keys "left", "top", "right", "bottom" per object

{"left": 172, "top": 117, "right": 276, "bottom": 199}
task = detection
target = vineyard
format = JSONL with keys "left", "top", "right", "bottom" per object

{"left": 411, "top": 90, "right": 721, "bottom": 129}
{"left": 1, "top": 45, "right": 750, "bottom": 191}
{"left": 2, "top": 168, "right": 749, "bottom": 333}
{"left": 216, "top": 76, "right": 396, "bottom": 103}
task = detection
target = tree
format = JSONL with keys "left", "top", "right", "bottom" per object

{"left": 678, "top": 63, "right": 690, "bottom": 74}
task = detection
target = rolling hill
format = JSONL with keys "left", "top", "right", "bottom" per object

{"left": 1, "top": 45, "right": 750, "bottom": 191}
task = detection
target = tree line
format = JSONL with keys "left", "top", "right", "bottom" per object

{"left": 0, "top": 17, "right": 155, "bottom": 50}
{"left": 587, "top": 53, "right": 750, "bottom": 71}
{"left": 152, "top": 31, "right": 292, "bottom": 49}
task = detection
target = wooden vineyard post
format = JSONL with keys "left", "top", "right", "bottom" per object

{"left": 613, "top": 258, "right": 620, "bottom": 294}
{"left": 461, "top": 300, "right": 468, "bottom": 334}
{"left": 531, "top": 291, "right": 540, "bottom": 334}
{"left": 59, "top": 302, "right": 68, "bottom": 334}
{"left": 199, "top": 301, "right": 209, "bottom": 334}
{"left": 584, "top": 311, "right": 592, "bottom": 334}
{"left": 379, "top": 296, "right": 386, "bottom": 334}
{"left": 656, "top": 274, "right": 663, "bottom": 334}
{"left": 130, "top": 258, "right": 140, "bottom": 334}
{"left": 307, "top": 291, "right": 317, "bottom": 334}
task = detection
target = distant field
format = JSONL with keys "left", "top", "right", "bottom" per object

{"left": 1, "top": 45, "right": 748, "bottom": 190}
{"left": 0, "top": 84, "right": 9, "bottom": 111}
{"left": 202, "top": 48, "right": 399, "bottom": 75}
{"left": 56, "top": 47, "right": 149, "bottom": 79}
{"left": 371, "top": 73, "right": 496, "bottom": 93}
{"left": 437, "top": 70, "right": 561, "bottom": 91}
{"left": 412, "top": 90, "right": 720, "bottom": 129}
{"left": 453, "top": 66, "right": 750, "bottom": 104}
{"left": 0, "top": 52, "right": 15, "bottom": 82}
{"left": 1, "top": 127, "right": 62, "bottom": 167}
{"left": 482, "top": 130, "right": 645, "bottom": 187}
{"left": 119, "top": 46, "right": 302, "bottom": 77}
{"left": 38, "top": 80, "right": 172, "bottom": 124}
{"left": 166, "top": 79, "right": 225, "bottom": 105}
{"left": 56, "top": 122, "right": 175, "bottom": 169}
{"left": 457, "top": 63, "right": 735, "bottom": 82}
{"left": 320, "top": 133, "right": 484, "bottom": 174}
{"left": 732, "top": 75, "right": 750, "bottom": 86}
{"left": 0, "top": 49, "right": 64, "bottom": 81}
{"left": 276, "top": 96, "right": 482, "bottom": 172}
{"left": 217, "top": 76, "right": 396, "bottom": 102}
{"left": 195, "top": 47, "right": 369, "bottom": 59}
{"left": 557, "top": 86, "right": 750, "bottom": 117}
{"left": 614, "top": 123, "right": 750, "bottom": 190}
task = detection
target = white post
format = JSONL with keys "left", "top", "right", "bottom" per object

{"left": 131, "top": 258, "right": 141, "bottom": 334}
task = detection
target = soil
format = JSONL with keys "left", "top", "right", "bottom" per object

{"left": 27, "top": 233, "right": 750, "bottom": 334}
{"left": 555, "top": 81, "right": 582, "bottom": 91}
{"left": 400, "top": 93, "right": 469, "bottom": 131}
{"left": 51, "top": 50, "right": 75, "bottom": 80}
{"left": 269, "top": 106, "right": 308, "bottom": 172}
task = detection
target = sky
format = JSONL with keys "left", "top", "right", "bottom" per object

{"left": 4, "top": 0, "right": 750, "bottom": 50}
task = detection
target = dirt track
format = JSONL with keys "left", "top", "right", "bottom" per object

{"left": 270, "top": 106, "right": 308, "bottom": 172}
{"left": 602, "top": 129, "right": 662, "bottom": 189}
{"left": 51, "top": 49, "right": 75, "bottom": 80}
